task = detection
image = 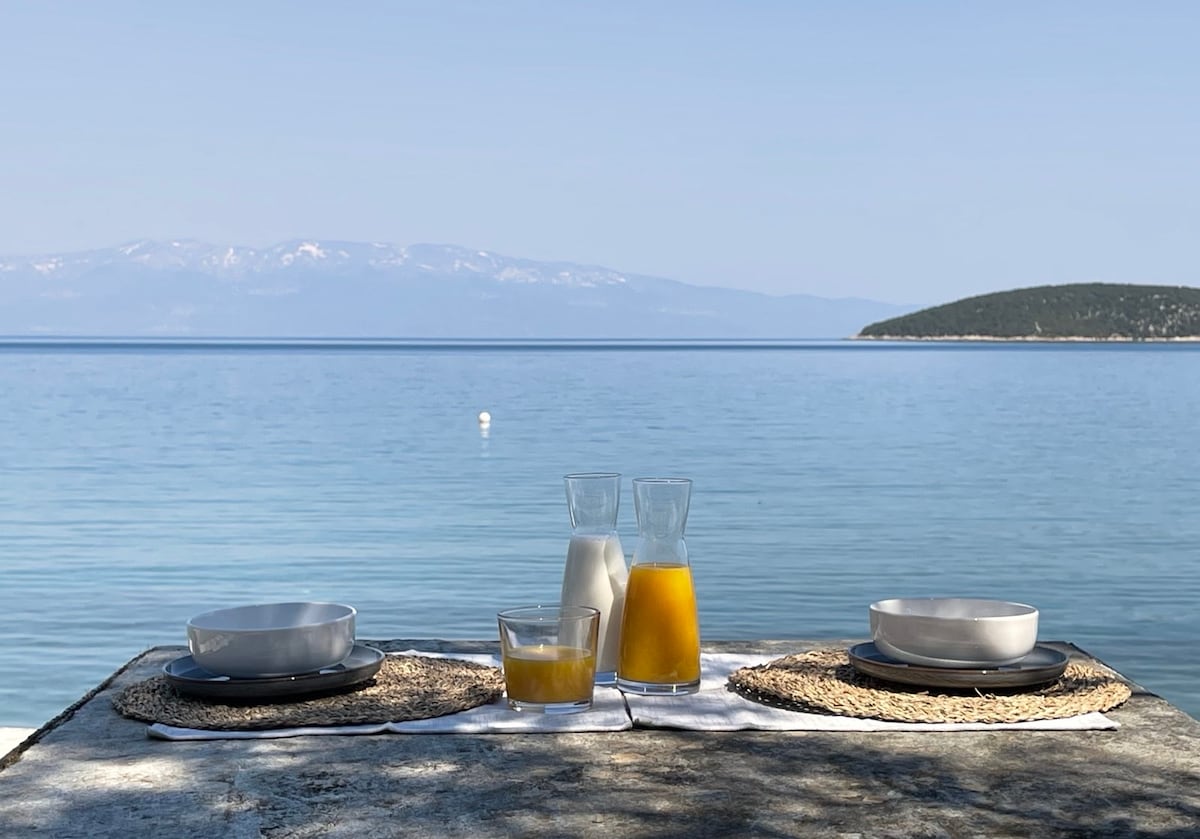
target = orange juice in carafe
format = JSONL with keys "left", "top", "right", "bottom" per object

{"left": 617, "top": 478, "right": 701, "bottom": 695}
{"left": 618, "top": 563, "right": 700, "bottom": 685}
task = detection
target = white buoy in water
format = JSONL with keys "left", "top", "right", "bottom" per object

{"left": 478, "top": 410, "right": 492, "bottom": 426}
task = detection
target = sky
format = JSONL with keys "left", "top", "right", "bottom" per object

{"left": 1, "top": 2, "right": 1197, "bottom": 305}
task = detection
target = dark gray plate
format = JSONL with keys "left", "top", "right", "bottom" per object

{"left": 163, "top": 644, "right": 384, "bottom": 701}
{"left": 848, "top": 642, "right": 1069, "bottom": 689}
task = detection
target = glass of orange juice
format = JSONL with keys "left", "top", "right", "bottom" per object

{"left": 497, "top": 605, "right": 600, "bottom": 714}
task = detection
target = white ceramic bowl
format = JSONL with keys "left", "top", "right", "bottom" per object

{"left": 869, "top": 597, "right": 1039, "bottom": 668}
{"left": 187, "top": 602, "right": 356, "bottom": 678}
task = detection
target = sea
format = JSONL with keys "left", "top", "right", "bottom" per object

{"left": 1, "top": 338, "right": 1197, "bottom": 728}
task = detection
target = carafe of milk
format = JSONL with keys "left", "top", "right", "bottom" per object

{"left": 560, "top": 472, "right": 628, "bottom": 685}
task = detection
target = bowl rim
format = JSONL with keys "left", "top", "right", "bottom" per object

{"left": 869, "top": 597, "right": 1038, "bottom": 621}
{"left": 187, "top": 601, "right": 357, "bottom": 633}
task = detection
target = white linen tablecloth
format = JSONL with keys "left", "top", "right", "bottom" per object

{"left": 621, "top": 652, "right": 1119, "bottom": 732}
{"left": 147, "top": 650, "right": 633, "bottom": 740}
{"left": 145, "top": 650, "right": 1118, "bottom": 740}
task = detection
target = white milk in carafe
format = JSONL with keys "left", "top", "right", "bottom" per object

{"left": 560, "top": 532, "right": 628, "bottom": 677}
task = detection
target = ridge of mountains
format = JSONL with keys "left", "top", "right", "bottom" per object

{"left": 0, "top": 239, "right": 915, "bottom": 338}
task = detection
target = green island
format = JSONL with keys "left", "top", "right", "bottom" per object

{"left": 856, "top": 282, "right": 1200, "bottom": 341}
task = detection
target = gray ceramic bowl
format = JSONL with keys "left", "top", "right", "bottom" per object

{"left": 186, "top": 602, "right": 356, "bottom": 678}
{"left": 869, "top": 597, "right": 1038, "bottom": 668}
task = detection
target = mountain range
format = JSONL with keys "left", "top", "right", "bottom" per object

{"left": 0, "top": 239, "right": 915, "bottom": 338}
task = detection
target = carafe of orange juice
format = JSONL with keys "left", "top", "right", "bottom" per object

{"left": 616, "top": 477, "right": 701, "bottom": 695}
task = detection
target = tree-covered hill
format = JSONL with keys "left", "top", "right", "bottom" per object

{"left": 857, "top": 283, "right": 1200, "bottom": 340}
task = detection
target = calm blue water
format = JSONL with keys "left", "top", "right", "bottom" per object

{"left": 1, "top": 340, "right": 1197, "bottom": 727}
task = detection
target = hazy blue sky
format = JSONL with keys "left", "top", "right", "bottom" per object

{"left": 2, "top": 2, "right": 1196, "bottom": 303}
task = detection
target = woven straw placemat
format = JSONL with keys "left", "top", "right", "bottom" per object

{"left": 113, "top": 655, "right": 505, "bottom": 731}
{"left": 728, "top": 648, "right": 1132, "bottom": 724}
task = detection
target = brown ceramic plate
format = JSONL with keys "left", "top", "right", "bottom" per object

{"left": 163, "top": 644, "right": 384, "bottom": 700}
{"left": 848, "top": 642, "right": 1068, "bottom": 689}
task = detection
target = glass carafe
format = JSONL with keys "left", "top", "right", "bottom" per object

{"left": 559, "top": 472, "right": 628, "bottom": 685}
{"left": 616, "top": 477, "right": 700, "bottom": 695}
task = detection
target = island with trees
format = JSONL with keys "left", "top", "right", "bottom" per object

{"left": 856, "top": 283, "right": 1200, "bottom": 341}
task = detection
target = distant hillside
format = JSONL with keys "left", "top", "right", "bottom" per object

{"left": 856, "top": 283, "right": 1200, "bottom": 341}
{"left": 0, "top": 239, "right": 913, "bottom": 339}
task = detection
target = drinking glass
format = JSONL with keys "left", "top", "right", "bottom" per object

{"left": 497, "top": 605, "right": 600, "bottom": 714}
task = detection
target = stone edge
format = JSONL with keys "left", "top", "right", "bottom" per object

{"left": 0, "top": 647, "right": 156, "bottom": 773}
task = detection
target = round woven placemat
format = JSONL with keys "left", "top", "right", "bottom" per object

{"left": 728, "top": 648, "right": 1132, "bottom": 724}
{"left": 113, "top": 655, "right": 505, "bottom": 731}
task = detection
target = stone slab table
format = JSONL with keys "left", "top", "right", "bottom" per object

{"left": 1, "top": 640, "right": 1198, "bottom": 838}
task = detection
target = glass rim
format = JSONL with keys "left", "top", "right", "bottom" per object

{"left": 497, "top": 604, "right": 600, "bottom": 621}
{"left": 563, "top": 472, "right": 621, "bottom": 480}
{"left": 632, "top": 477, "right": 692, "bottom": 485}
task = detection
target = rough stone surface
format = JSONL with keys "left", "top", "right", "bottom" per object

{"left": 1, "top": 640, "right": 1198, "bottom": 838}
{"left": 0, "top": 728, "right": 35, "bottom": 758}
